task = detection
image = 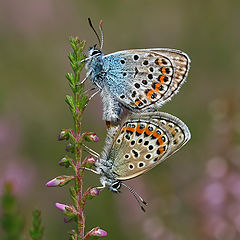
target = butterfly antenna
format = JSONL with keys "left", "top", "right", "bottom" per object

{"left": 88, "top": 18, "right": 101, "bottom": 48}
{"left": 121, "top": 182, "right": 147, "bottom": 212}
{"left": 98, "top": 20, "right": 104, "bottom": 50}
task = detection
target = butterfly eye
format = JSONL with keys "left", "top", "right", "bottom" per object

{"left": 91, "top": 50, "right": 101, "bottom": 56}
{"left": 111, "top": 181, "right": 121, "bottom": 190}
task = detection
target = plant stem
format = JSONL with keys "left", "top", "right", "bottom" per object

{"left": 56, "top": 38, "right": 106, "bottom": 239}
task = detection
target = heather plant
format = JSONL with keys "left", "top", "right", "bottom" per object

{"left": 0, "top": 182, "right": 43, "bottom": 240}
{"left": 45, "top": 37, "right": 107, "bottom": 240}
{"left": 29, "top": 210, "right": 44, "bottom": 240}
{"left": 0, "top": 182, "right": 25, "bottom": 240}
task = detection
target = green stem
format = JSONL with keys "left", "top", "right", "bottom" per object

{"left": 74, "top": 113, "right": 85, "bottom": 238}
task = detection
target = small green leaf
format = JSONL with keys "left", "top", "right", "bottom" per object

{"left": 65, "top": 95, "right": 75, "bottom": 114}
{"left": 66, "top": 73, "right": 75, "bottom": 90}
{"left": 68, "top": 229, "right": 78, "bottom": 240}
{"left": 79, "top": 95, "right": 89, "bottom": 110}
{"left": 69, "top": 186, "right": 77, "bottom": 205}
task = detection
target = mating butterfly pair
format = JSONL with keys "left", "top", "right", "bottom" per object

{"left": 84, "top": 19, "right": 191, "bottom": 210}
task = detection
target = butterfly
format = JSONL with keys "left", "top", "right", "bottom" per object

{"left": 84, "top": 19, "right": 191, "bottom": 123}
{"left": 87, "top": 111, "right": 191, "bottom": 211}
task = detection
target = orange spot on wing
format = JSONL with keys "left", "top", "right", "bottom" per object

{"left": 152, "top": 131, "right": 159, "bottom": 138}
{"left": 126, "top": 126, "right": 135, "bottom": 132}
{"left": 161, "top": 67, "right": 166, "bottom": 75}
{"left": 121, "top": 126, "right": 127, "bottom": 132}
{"left": 146, "top": 90, "right": 155, "bottom": 99}
{"left": 154, "top": 82, "right": 161, "bottom": 92}
{"left": 135, "top": 100, "right": 141, "bottom": 106}
{"left": 157, "top": 59, "right": 162, "bottom": 65}
{"left": 145, "top": 127, "right": 152, "bottom": 136}
{"left": 158, "top": 146, "right": 165, "bottom": 154}
{"left": 158, "top": 75, "right": 165, "bottom": 83}
{"left": 157, "top": 136, "right": 164, "bottom": 145}
{"left": 136, "top": 124, "right": 145, "bottom": 134}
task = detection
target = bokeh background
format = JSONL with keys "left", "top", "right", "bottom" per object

{"left": 1, "top": 0, "right": 240, "bottom": 239}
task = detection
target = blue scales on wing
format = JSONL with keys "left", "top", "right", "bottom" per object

{"left": 102, "top": 49, "right": 190, "bottom": 113}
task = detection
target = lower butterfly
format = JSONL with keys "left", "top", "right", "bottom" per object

{"left": 85, "top": 111, "right": 191, "bottom": 211}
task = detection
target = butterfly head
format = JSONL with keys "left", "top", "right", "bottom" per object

{"left": 87, "top": 45, "right": 102, "bottom": 58}
{"left": 85, "top": 45, "right": 104, "bottom": 83}
{"left": 99, "top": 174, "right": 122, "bottom": 193}
{"left": 109, "top": 181, "right": 122, "bottom": 192}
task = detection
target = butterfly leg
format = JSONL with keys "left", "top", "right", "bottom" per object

{"left": 80, "top": 167, "right": 101, "bottom": 175}
{"left": 79, "top": 70, "right": 92, "bottom": 84}
{"left": 82, "top": 89, "right": 101, "bottom": 109}
{"left": 96, "top": 182, "right": 106, "bottom": 190}
{"left": 88, "top": 89, "right": 100, "bottom": 101}
{"left": 83, "top": 87, "right": 97, "bottom": 95}
{"left": 82, "top": 144, "right": 100, "bottom": 158}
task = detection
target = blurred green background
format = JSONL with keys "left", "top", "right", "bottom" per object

{"left": 0, "top": 0, "right": 240, "bottom": 239}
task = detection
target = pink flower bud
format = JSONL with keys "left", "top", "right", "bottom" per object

{"left": 58, "top": 156, "right": 72, "bottom": 168}
{"left": 46, "top": 178, "right": 61, "bottom": 187}
{"left": 86, "top": 156, "right": 97, "bottom": 164}
{"left": 84, "top": 132, "right": 99, "bottom": 142}
{"left": 65, "top": 143, "right": 74, "bottom": 152}
{"left": 84, "top": 156, "right": 97, "bottom": 168}
{"left": 89, "top": 227, "right": 107, "bottom": 237}
{"left": 46, "top": 176, "right": 74, "bottom": 187}
{"left": 58, "top": 129, "right": 70, "bottom": 141}
{"left": 89, "top": 188, "right": 100, "bottom": 196}
{"left": 55, "top": 203, "right": 69, "bottom": 212}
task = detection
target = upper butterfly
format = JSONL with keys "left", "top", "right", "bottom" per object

{"left": 84, "top": 19, "right": 191, "bottom": 122}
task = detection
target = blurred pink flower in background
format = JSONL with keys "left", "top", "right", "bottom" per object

{"left": 193, "top": 96, "right": 240, "bottom": 240}
{"left": 0, "top": 118, "right": 35, "bottom": 197}
{"left": 0, "top": 161, "right": 35, "bottom": 197}
{"left": 0, "top": 0, "right": 54, "bottom": 36}
{"left": 115, "top": 178, "right": 181, "bottom": 240}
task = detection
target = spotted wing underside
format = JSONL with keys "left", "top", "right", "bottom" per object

{"left": 103, "top": 49, "right": 190, "bottom": 111}
{"left": 107, "top": 112, "right": 191, "bottom": 180}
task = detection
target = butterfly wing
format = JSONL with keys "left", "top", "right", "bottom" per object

{"left": 103, "top": 112, "right": 190, "bottom": 181}
{"left": 102, "top": 49, "right": 190, "bottom": 110}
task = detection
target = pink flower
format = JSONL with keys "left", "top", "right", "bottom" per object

{"left": 84, "top": 132, "right": 99, "bottom": 142}
{"left": 89, "top": 227, "right": 107, "bottom": 237}
{"left": 89, "top": 188, "right": 100, "bottom": 196}
{"left": 85, "top": 156, "right": 97, "bottom": 164}
{"left": 83, "top": 156, "right": 97, "bottom": 168}
{"left": 58, "top": 129, "right": 70, "bottom": 141}
{"left": 46, "top": 176, "right": 74, "bottom": 187}
{"left": 58, "top": 156, "right": 72, "bottom": 168}
{"left": 55, "top": 203, "right": 69, "bottom": 212}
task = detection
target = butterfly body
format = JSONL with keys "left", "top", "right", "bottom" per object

{"left": 86, "top": 46, "right": 191, "bottom": 122}
{"left": 95, "top": 112, "right": 191, "bottom": 192}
